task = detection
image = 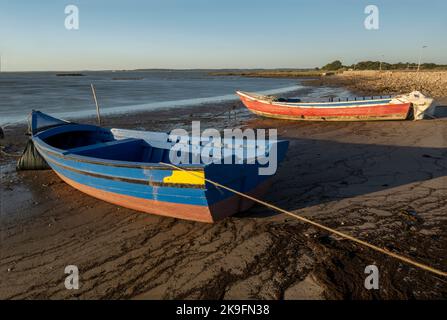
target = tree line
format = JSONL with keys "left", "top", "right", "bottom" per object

{"left": 320, "top": 60, "right": 447, "bottom": 71}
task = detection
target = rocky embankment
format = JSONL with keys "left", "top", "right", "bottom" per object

{"left": 305, "top": 70, "right": 447, "bottom": 98}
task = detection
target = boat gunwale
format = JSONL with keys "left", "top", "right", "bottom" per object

{"left": 236, "top": 91, "right": 403, "bottom": 109}
{"left": 32, "top": 129, "right": 206, "bottom": 171}
{"left": 33, "top": 121, "right": 287, "bottom": 171}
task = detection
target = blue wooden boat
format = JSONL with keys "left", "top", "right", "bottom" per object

{"left": 30, "top": 111, "right": 288, "bottom": 222}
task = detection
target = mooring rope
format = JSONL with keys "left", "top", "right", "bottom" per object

{"left": 160, "top": 162, "right": 447, "bottom": 278}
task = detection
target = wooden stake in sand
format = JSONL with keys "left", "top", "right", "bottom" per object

{"left": 91, "top": 84, "right": 101, "bottom": 126}
{"left": 160, "top": 162, "right": 447, "bottom": 278}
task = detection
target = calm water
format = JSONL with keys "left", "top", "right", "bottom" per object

{"left": 0, "top": 70, "right": 350, "bottom": 125}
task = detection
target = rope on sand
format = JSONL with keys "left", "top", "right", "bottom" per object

{"left": 160, "top": 162, "right": 447, "bottom": 278}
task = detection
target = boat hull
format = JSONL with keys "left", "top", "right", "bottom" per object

{"left": 35, "top": 141, "right": 278, "bottom": 223}
{"left": 54, "top": 171, "right": 214, "bottom": 222}
{"left": 53, "top": 170, "right": 271, "bottom": 223}
{"left": 30, "top": 111, "right": 288, "bottom": 223}
{"left": 237, "top": 92, "right": 412, "bottom": 121}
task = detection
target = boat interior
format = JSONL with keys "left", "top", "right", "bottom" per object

{"left": 274, "top": 95, "right": 393, "bottom": 103}
{"left": 40, "top": 125, "right": 277, "bottom": 165}
{"left": 42, "top": 127, "right": 189, "bottom": 164}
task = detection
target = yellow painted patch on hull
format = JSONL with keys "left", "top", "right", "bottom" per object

{"left": 163, "top": 170, "right": 205, "bottom": 186}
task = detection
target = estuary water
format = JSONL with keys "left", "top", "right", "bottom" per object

{"left": 0, "top": 70, "right": 352, "bottom": 125}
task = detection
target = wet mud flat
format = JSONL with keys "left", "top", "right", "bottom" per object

{"left": 0, "top": 99, "right": 446, "bottom": 299}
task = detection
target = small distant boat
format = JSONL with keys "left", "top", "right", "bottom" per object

{"left": 56, "top": 73, "right": 85, "bottom": 77}
{"left": 30, "top": 111, "right": 288, "bottom": 223}
{"left": 237, "top": 91, "right": 434, "bottom": 121}
{"left": 112, "top": 77, "right": 144, "bottom": 81}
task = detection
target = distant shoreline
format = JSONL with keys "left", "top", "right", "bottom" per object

{"left": 208, "top": 70, "right": 323, "bottom": 78}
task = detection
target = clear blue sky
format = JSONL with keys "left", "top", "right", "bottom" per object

{"left": 0, "top": 0, "right": 446, "bottom": 71}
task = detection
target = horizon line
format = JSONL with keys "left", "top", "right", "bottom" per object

{"left": 2, "top": 64, "right": 446, "bottom": 73}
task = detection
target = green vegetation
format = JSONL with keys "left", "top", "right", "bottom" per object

{"left": 322, "top": 60, "right": 343, "bottom": 71}
{"left": 348, "top": 61, "right": 447, "bottom": 70}
{"left": 209, "top": 60, "right": 447, "bottom": 79}
{"left": 320, "top": 60, "right": 447, "bottom": 71}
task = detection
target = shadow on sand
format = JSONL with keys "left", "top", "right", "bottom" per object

{"left": 236, "top": 109, "right": 447, "bottom": 219}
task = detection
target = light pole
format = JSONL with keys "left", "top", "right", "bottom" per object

{"left": 379, "top": 55, "right": 384, "bottom": 71}
{"left": 417, "top": 45, "right": 427, "bottom": 72}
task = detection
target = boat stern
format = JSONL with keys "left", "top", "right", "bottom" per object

{"left": 395, "top": 91, "right": 435, "bottom": 120}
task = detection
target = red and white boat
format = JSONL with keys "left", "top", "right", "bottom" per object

{"left": 236, "top": 91, "right": 434, "bottom": 121}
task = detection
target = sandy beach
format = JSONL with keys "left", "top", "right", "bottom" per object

{"left": 1, "top": 87, "right": 446, "bottom": 299}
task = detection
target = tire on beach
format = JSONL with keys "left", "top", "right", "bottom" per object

{"left": 16, "top": 139, "right": 50, "bottom": 171}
